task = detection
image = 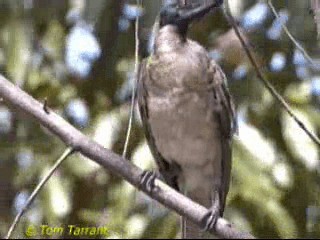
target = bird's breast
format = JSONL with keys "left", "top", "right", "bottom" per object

{"left": 143, "top": 43, "right": 225, "bottom": 193}
{"left": 147, "top": 52, "right": 209, "bottom": 90}
{"left": 146, "top": 81, "right": 222, "bottom": 167}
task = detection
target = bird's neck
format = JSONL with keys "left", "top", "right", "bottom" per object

{"left": 154, "top": 25, "right": 188, "bottom": 54}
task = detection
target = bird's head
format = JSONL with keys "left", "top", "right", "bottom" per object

{"left": 159, "top": 0, "right": 223, "bottom": 36}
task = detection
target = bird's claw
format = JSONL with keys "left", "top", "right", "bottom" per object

{"left": 201, "top": 205, "right": 220, "bottom": 233}
{"left": 139, "top": 170, "right": 158, "bottom": 193}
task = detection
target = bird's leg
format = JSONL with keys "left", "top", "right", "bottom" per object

{"left": 201, "top": 191, "right": 221, "bottom": 233}
{"left": 139, "top": 170, "right": 159, "bottom": 193}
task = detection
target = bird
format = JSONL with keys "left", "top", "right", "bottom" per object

{"left": 137, "top": 0, "right": 236, "bottom": 238}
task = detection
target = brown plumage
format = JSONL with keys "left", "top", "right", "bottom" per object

{"left": 137, "top": 1, "right": 236, "bottom": 238}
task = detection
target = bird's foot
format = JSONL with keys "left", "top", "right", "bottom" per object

{"left": 139, "top": 170, "right": 159, "bottom": 193}
{"left": 201, "top": 205, "right": 220, "bottom": 233}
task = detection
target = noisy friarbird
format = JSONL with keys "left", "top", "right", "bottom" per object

{"left": 137, "top": 0, "right": 236, "bottom": 238}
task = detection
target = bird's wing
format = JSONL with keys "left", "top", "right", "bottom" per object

{"left": 210, "top": 60, "right": 237, "bottom": 138}
{"left": 137, "top": 59, "right": 180, "bottom": 191}
{"left": 209, "top": 59, "right": 237, "bottom": 215}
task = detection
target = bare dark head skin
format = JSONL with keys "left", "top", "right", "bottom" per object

{"left": 159, "top": 0, "right": 224, "bottom": 37}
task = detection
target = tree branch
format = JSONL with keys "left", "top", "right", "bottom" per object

{"left": 267, "top": 0, "right": 316, "bottom": 67}
{"left": 223, "top": 0, "right": 320, "bottom": 148}
{"left": 0, "top": 74, "right": 254, "bottom": 239}
{"left": 122, "top": 0, "right": 141, "bottom": 158}
{"left": 5, "top": 148, "right": 75, "bottom": 239}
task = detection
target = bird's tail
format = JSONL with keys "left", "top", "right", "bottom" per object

{"left": 181, "top": 190, "right": 215, "bottom": 239}
{"left": 182, "top": 216, "right": 204, "bottom": 239}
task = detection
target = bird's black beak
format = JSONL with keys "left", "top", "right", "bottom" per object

{"left": 178, "top": 0, "right": 223, "bottom": 23}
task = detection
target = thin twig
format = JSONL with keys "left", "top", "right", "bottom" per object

{"left": 122, "top": 0, "right": 141, "bottom": 158}
{"left": 223, "top": 0, "right": 320, "bottom": 147}
{"left": 0, "top": 74, "right": 254, "bottom": 239}
{"left": 267, "top": 0, "right": 317, "bottom": 67}
{"left": 5, "top": 147, "right": 75, "bottom": 239}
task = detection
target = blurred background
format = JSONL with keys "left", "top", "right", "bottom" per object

{"left": 0, "top": 0, "right": 319, "bottom": 238}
